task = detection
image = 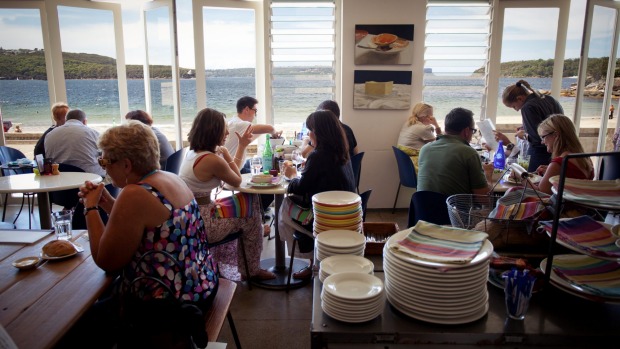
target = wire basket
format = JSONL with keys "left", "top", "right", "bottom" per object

{"left": 446, "top": 194, "right": 548, "bottom": 252}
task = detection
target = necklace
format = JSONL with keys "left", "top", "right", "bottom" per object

{"left": 139, "top": 169, "right": 158, "bottom": 182}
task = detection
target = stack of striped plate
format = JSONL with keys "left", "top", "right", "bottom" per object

{"left": 312, "top": 191, "right": 363, "bottom": 234}
{"left": 315, "top": 229, "right": 366, "bottom": 262}
{"left": 321, "top": 272, "right": 385, "bottom": 323}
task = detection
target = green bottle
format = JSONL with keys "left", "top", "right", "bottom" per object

{"left": 262, "top": 134, "right": 273, "bottom": 172}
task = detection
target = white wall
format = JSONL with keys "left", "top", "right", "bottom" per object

{"left": 341, "top": 0, "right": 427, "bottom": 208}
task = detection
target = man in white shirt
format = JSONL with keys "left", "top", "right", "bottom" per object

{"left": 224, "top": 96, "right": 282, "bottom": 169}
{"left": 44, "top": 109, "right": 105, "bottom": 177}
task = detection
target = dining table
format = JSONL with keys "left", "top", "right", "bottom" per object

{"left": 0, "top": 230, "right": 115, "bottom": 349}
{"left": 224, "top": 173, "right": 309, "bottom": 290}
{"left": 0, "top": 172, "right": 102, "bottom": 229}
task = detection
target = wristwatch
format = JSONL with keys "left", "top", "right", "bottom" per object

{"left": 506, "top": 143, "right": 515, "bottom": 151}
{"left": 84, "top": 206, "right": 99, "bottom": 216}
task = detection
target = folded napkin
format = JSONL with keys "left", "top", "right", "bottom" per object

{"left": 394, "top": 220, "right": 488, "bottom": 264}
{"left": 539, "top": 216, "right": 620, "bottom": 259}
{"left": 551, "top": 255, "right": 620, "bottom": 298}
{"left": 549, "top": 177, "right": 620, "bottom": 206}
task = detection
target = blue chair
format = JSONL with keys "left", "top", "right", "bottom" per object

{"left": 0, "top": 146, "right": 35, "bottom": 228}
{"left": 351, "top": 152, "right": 365, "bottom": 193}
{"left": 392, "top": 146, "right": 417, "bottom": 213}
{"left": 598, "top": 151, "right": 620, "bottom": 180}
{"left": 407, "top": 191, "right": 451, "bottom": 228}
{"left": 164, "top": 147, "right": 188, "bottom": 174}
{"left": 360, "top": 189, "right": 372, "bottom": 222}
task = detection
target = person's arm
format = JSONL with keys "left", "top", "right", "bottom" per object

{"left": 531, "top": 161, "right": 560, "bottom": 195}
{"left": 251, "top": 124, "right": 282, "bottom": 138}
{"left": 300, "top": 137, "right": 314, "bottom": 158}
{"left": 286, "top": 152, "right": 319, "bottom": 196}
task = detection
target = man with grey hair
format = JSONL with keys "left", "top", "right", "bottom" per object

{"left": 417, "top": 107, "right": 489, "bottom": 196}
{"left": 44, "top": 108, "right": 105, "bottom": 177}
{"left": 34, "top": 102, "right": 69, "bottom": 157}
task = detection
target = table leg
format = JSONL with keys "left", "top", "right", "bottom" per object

{"left": 251, "top": 193, "right": 310, "bottom": 290}
{"left": 37, "top": 193, "right": 52, "bottom": 229}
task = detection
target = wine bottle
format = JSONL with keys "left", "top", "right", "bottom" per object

{"left": 493, "top": 140, "right": 505, "bottom": 170}
{"left": 262, "top": 134, "right": 273, "bottom": 172}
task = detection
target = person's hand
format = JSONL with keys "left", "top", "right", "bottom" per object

{"left": 215, "top": 146, "right": 230, "bottom": 158}
{"left": 284, "top": 162, "right": 297, "bottom": 179}
{"left": 493, "top": 130, "right": 510, "bottom": 144}
{"left": 236, "top": 125, "right": 253, "bottom": 149}
{"left": 535, "top": 165, "right": 547, "bottom": 176}
{"left": 428, "top": 115, "right": 440, "bottom": 127}
{"left": 79, "top": 181, "right": 104, "bottom": 208}
{"left": 515, "top": 129, "right": 526, "bottom": 140}
{"left": 272, "top": 130, "right": 283, "bottom": 139}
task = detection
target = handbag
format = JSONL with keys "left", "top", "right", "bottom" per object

{"left": 286, "top": 187, "right": 313, "bottom": 225}
{"left": 213, "top": 192, "right": 254, "bottom": 219}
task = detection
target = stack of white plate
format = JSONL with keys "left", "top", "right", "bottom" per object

{"left": 315, "top": 229, "right": 366, "bottom": 262}
{"left": 312, "top": 191, "right": 363, "bottom": 234}
{"left": 383, "top": 230, "right": 493, "bottom": 325}
{"left": 319, "top": 254, "right": 374, "bottom": 283}
{"left": 321, "top": 272, "right": 384, "bottom": 323}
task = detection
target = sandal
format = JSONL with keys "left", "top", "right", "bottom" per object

{"left": 292, "top": 266, "right": 312, "bottom": 280}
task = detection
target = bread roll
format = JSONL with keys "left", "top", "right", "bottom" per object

{"left": 42, "top": 240, "right": 76, "bottom": 257}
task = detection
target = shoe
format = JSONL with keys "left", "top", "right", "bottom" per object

{"left": 292, "top": 266, "right": 312, "bottom": 280}
{"left": 251, "top": 269, "right": 276, "bottom": 281}
{"left": 263, "top": 224, "right": 271, "bottom": 237}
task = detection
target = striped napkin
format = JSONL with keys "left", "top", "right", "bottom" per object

{"left": 549, "top": 176, "right": 620, "bottom": 206}
{"left": 551, "top": 255, "right": 620, "bottom": 297}
{"left": 394, "top": 220, "right": 488, "bottom": 264}
{"left": 539, "top": 216, "right": 620, "bottom": 259}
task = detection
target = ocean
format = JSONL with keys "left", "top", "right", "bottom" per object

{"left": 0, "top": 75, "right": 607, "bottom": 133}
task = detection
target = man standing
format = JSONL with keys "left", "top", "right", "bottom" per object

{"left": 224, "top": 96, "right": 282, "bottom": 167}
{"left": 34, "top": 102, "right": 69, "bottom": 157}
{"left": 44, "top": 109, "right": 105, "bottom": 177}
{"left": 417, "top": 107, "right": 489, "bottom": 196}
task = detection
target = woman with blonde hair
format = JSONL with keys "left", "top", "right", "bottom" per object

{"left": 397, "top": 102, "right": 441, "bottom": 150}
{"left": 495, "top": 79, "right": 564, "bottom": 172}
{"left": 531, "top": 114, "right": 594, "bottom": 194}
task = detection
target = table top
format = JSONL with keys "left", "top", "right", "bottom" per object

{"left": 0, "top": 231, "right": 115, "bottom": 349}
{"left": 0, "top": 172, "right": 102, "bottom": 193}
{"left": 223, "top": 173, "right": 289, "bottom": 195}
{"left": 311, "top": 261, "right": 620, "bottom": 348}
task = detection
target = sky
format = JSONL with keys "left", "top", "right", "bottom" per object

{"left": 0, "top": 0, "right": 615, "bottom": 70}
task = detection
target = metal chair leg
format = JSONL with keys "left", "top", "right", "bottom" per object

{"left": 238, "top": 236, "right": 252, "bottom": 291}
{"left": 2, "top": 193, "right": 7, "bottom": 221}
{"left": 12, "top": 195, "right": 26, "bottom": 225}
{"left": 226, "top": 311, "right": 242, "bottom": 349}
{"left": 286, "top": 238, "right": 297, "bottom": 293}
{"left": 392, "top": 183, "right": 402, "bottom": 214}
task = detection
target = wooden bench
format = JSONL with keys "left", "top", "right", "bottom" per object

{"left": 204, "top": 278, "right": 242, "bottom": 348}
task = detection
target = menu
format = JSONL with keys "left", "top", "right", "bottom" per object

{"left": 477, "top": 119, "right": 498, "bottom": 151}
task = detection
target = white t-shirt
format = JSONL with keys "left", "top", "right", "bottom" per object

{"left": 397, "top": 122, "right": 436, "bottom": 150}
{"left": 224, "top": 115, "right": 252, "bottom": 161}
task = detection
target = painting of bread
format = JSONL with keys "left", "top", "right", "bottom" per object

{"left": 42, "top": 240, "right": 76, "bottom": 257}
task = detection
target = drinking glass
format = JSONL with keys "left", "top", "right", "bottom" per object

{"left": 517, "top": 155, "right": 530, "bottom": 170}
{"left": 52, "top": 210, "right": 73, "bottom": 241}
{"left": 251, "top": 157, "right": 263, "bottom": 175}
{"left": 291, "top": 149, "right": 304, "bottom": 169}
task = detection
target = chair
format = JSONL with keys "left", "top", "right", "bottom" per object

{"left": 164, "top": 147, "right": 188, "bottom": 174}
{"left": 286, "top": 230, "right": 314, "bottom": 292}
{"left": 204, "top": 278, "right": 243, "bottom": 349}
{"left": 360, "top": 189, "right": 372, "bottom": 222}
{"left": 407, "top": 191, "right": 451, "bottom": 228}
{"left": 351, "top": 152, "right": 365, "bottom": 193}
{"left": 209, "top": 229, "right": 252, "bottom": 290}
{"left": 0, "top": 146, "right": 35, "bottom": 228}
{"left": 392, "top": 146, "right": 417, "bottom": 213}
{"left": 598, "top": 152, "right": 620, "bottom": 180}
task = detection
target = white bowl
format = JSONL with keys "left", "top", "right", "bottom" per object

{"left": 252, "top": 174, "right": 273, "bottom": 183}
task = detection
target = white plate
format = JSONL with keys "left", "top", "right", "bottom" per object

{"left": 247, "top": 177, "right": 282, "bottom": 188}
{"left": 386, "top": 230, "right": 494, "bottom": 269}
{"left": 503, "top": 172, "right": 542, "bottom": 184}
{"left": 386, "top": 292, "right": 489, "bottom": 325}
{"left": 545, "top": 221, "right": 620, "bottom": 261}
{"left": 316, "top": 230, "right": 366, "bottom": 248}
{"left": 40, "top": 242, "right": 84, "bottom": 260}
{"left": 323, "top": 272, "right": 383, "bottom": 301}
{"left": 358, "top": 35, "right": 409, "bottom": 55}
{"left": 320, "top": 255, "right": 374, "bottom": 276}
{"left": 316, "top": 243, "right": 365, "bottom": 254}
{"left": 384, "top": 257, "right": 489, "bottom": 289}
{"left": 316, "top": 249, "right": 364, "bottom": 262}
{"left": 312, "top": 191, "right": 361, "bottom": 206}
{"left": 12, "top": 256, "right": 41, "bottom": 270}
{"left": 384, "top": 248, "right": 490, "bottom": 279}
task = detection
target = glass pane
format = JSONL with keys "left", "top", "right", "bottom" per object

{"left": 0, "top": 8, "right": 49, "bottom": 157}
{"left": 58, "top": 6, "right": 118, "bottom": 134}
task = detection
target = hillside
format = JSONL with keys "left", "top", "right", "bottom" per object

{"left": 0, "top": 48, "right": 616, "bottom": 80}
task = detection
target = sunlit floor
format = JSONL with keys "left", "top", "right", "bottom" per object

{"left": 3, "top": 198, "right": 408, "bottom": 349}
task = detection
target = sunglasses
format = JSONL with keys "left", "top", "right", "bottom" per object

{"left": 97, "top": 157, "right": 116, "bottom": 169}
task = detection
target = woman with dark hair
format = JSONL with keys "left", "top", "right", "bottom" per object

{"left": 495, "top": 79, "right": 564, "bottom": 172}
{"left": 178, "top": 108, "right": 275, "bottom": 281}
{"left": 279, "top": 110, "right": 356, "bottom": 279}
{"left": 125, "top": 109, "right": 174, "bottom": 169}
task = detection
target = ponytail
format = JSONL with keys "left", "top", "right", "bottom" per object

{"left": 516, "top": 79, "right": 544, "bottom": 99}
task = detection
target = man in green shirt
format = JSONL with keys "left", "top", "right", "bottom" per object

{"left": 417, "top": 107, "right": 490, "bottom": 196}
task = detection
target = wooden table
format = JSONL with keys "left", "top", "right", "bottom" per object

{"left": 224, "top": 173, "right": 309, "bottom": 289}
{"left": 0, "top": 231, "right": 115, "bottom": 349}
{"left": 0, "top": 172, "right": 102, "bottom": 229}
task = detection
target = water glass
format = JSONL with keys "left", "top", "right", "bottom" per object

{"left": 52, "top": 210, "right": 73, "bottom": 241}
{"left": 517, "top": 155, "right": 530, "bottom": 170}
{"left": 278, "top": 160, "right": 286, "bottom": 174}
{"left": 251, "top": 157, "right": 263, "bottom": 175}
{"left": 503, "top": 269, "right": 536, "bottom": 320}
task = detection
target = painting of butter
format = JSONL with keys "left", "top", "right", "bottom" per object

{"left": 353, "top": 70, "right": 412, "bottom": 110}
{"left": 355, "top": 24, "right": 414, "bottom": 65}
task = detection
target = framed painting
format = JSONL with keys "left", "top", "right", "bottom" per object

{"left": 353, "top": 70, "right": 412, "bottom": 110}
{"left": 355, "top": 24, "right": 414, "bottom": 65}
